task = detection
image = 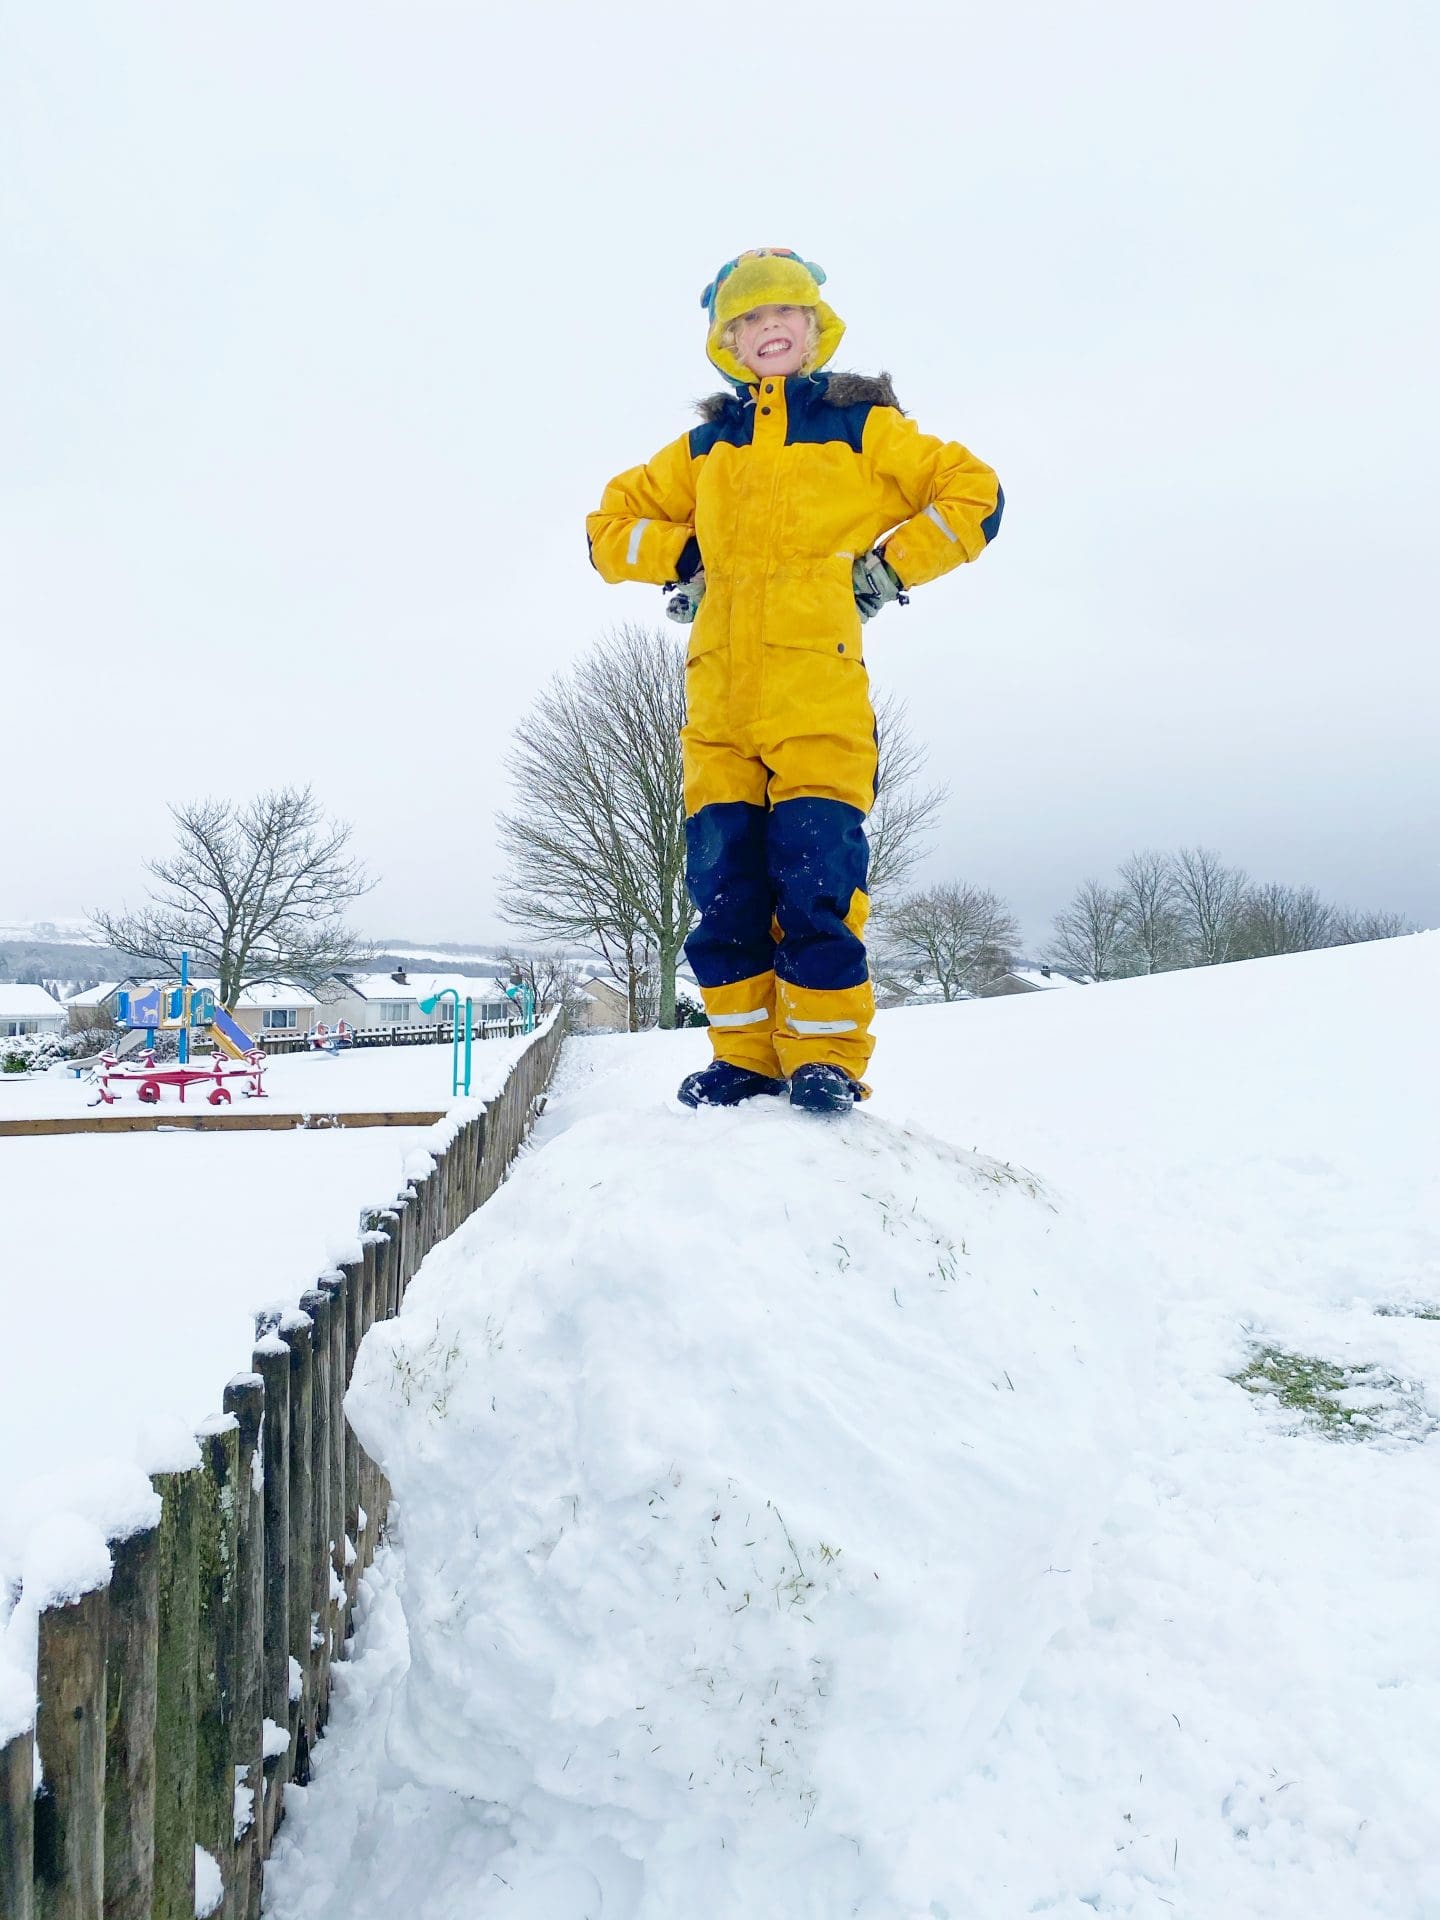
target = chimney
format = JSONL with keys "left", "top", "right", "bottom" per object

{"left": 391, "top": 967, "right": 407, "bottom": 985}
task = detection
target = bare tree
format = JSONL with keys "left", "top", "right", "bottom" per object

{"left": 1171, "top": 845, "right": 1249, "bottom": 967}
{"left": 498, "top": 626, "right": 692, "bottom": 1029}
{"left": 1115, "top": 849, "right": 1184, "bottom": 974}
{"left": 880, "top": 882, "right": 1019, "bottom": 1001}
{"left": 866, "top": 689, "right": 948, "bottom": 906}
{"left": 1234, "top": 882, "right": 1337, "bottom": 958}
{"left": 1048, "top": 878, "right": 1134, "bottom": 981}
{"left": 1333, "top": 908, "right": 1416, "bottom": 944}
{"left": 93, "top": 786, "right": 373, "bottom": 1008}
{"left": 497, "top": 945, "right": 586, "bottom": 1023}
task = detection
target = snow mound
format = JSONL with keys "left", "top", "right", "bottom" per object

{"left": 346, "top": 1101, "right": 1145, "bottom": 1915}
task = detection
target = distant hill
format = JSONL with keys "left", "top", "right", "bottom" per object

{"left": 0, "top": 922, "right": 592, "bottom": 992}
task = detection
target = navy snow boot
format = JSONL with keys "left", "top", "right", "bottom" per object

{"left": 788, "top": 1062, "right": 863, "bottom": 1114}
{"left": 676, "top": 1061, "right": 788, "bottom": 1109}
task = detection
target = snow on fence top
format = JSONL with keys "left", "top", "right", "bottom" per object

{"left": 0, "top": 1016, "right": 562, "bottom": 1869}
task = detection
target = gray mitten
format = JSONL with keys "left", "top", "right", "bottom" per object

{"left": 665, "top": 572, "right": 706, "bottom": 624}
{"left": 851, "top": 549, "right": 905, "bottom": 622}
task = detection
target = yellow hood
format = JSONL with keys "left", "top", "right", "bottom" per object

{"left": 700, "top": 248, "right": 845, "bottom": 385}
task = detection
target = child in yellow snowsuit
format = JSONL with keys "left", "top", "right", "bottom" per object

{"left": 587, "top": 248, "right": 1002, "bottom": 1112}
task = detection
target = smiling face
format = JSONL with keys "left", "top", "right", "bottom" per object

{"left": 731, "top": 303, "right": 813, "bottom": 378}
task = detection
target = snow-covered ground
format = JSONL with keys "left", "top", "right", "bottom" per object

{"left": 261, "top": 932, "right": 1440, "bottom": 1919}
{"left": 1, "top": 1030, "right": 530, "bottom": 1120}
{"left": 0, "top": 1035, "right": 534, "bottom": 1731}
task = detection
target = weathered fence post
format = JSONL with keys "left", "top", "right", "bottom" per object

{"left": 317, "top": 1272, "right": 348, "bottom": 1662}
{"left": 404, "top": 1177, "right": 426, "bottom": 1280}
{"left": 336, "top": 1256, "right": 364, "bottom": 1613}
{"left": 222, "top": 1375, "right": 265, "bottom": 1920}
{"left": 102, "top": 1519, "right": 160, "bottom": 1920}
{"left": 33, "top": 1578, "right": 109, "bottom": 1920}
{"left": 297, "top": 1288, "right": 333, "bottom": 1726}
{"left": 354, "top": 1236, "right": 382, "bottom": 1574}
{"left": 251, "top": 1330, "right": 290, "bottom": 1839}
{"left": 278, "top": 1313, "right": 313, "bottom": 1781}
{"left": 377, "top": 1211, "right": 401, "bottom": 1319}
{"left": 194, "top": 1415, "right": 239, "bottom": 1920}
{"left": 0, "top": 1722, "right": 34, "bottom": 1920}
{"left": 150, "top": 1463, "right": 200, "bottom": 1920}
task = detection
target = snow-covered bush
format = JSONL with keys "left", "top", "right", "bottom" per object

{"left": 1, "top": 1031, "right": 93, "bottom": 1074}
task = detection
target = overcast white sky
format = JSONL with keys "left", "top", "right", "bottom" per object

{"left": 3, "top": 0, "right": 1437, "bottom": 949}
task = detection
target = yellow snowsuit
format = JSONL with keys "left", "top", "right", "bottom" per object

{"left": 588, "top": 355, "right": 1002, "bottom": 1083}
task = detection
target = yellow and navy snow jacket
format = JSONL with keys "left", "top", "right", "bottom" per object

{"left": 587, "top": 370, "right": 1002, "bottom": 671}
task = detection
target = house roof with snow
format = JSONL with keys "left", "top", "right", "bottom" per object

{"left": 1006, "top": 966, "right": 1080, "bottom": 991}
{"left": 335, "top": 971, "right": 516, "bottom": 1006}
{"left": 232, "top": 980, "right": 320, "bottom": 1010}
{"left": 0, "top": 984, "right": 66, "bottom": 1019}
{"left": 61, "top": 982, "right": 121, "bottom": 1007}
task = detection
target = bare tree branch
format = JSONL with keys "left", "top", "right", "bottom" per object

{"left": 1332, "top": 907, "right": 1416, "bottom": 945}
{"left": 1048, "top": 878, "right": 1134, "bottom": 981}
{"left": 1171, "top": 845, "right": 1250, "bottom": 966}
{"left": 498, "top": 626, "right": 692, "bottom": 1029}
{"left": 877, "top": 882, "right": 1019, "bottom": 1001}
{"left": 92, "top": 785, "right": 374, "bottom": 1006}
{"left": 1232, "top": 882, "right": 1338, "bottom": 958}
{"left": 867, "top": 689, "right": 948, "bottom": 906}
{"left": 1115, "top": 850, "right": 1184, "bottom": 974}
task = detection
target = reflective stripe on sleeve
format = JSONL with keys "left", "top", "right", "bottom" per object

{"left": 626, "top": 519, "right": 651, "bottom": 567}
{"left": 707, "top": 1006, "right": 770, "bottom": 1028}
{"left": 924, "top": 504, "right": 958, "bottom": 542}
{"left": 789, "top": 1016, "right": 858, "bottom": 1035}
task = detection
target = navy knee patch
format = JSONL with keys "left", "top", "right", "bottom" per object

{"left": 684, "top": 801, "right": 773, "bottom": 989}
{"left": 767, "top": 797, "right": 870, "bottom": 991}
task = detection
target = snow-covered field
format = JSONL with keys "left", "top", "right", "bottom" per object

{"left": 1, "top": 1030, "right": 529, "bottom": 1120}
{"left": 261, "top": 933, "right": 1440, "bottom": 1919}
{"left": 0, "top": 1035, "right": 533, "bottom": 1730}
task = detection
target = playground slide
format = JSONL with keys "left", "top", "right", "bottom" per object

{"left": 210, "top": 1006, "right": 258, "bottom": 1059}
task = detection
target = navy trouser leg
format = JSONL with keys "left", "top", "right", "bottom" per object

{"left": 766, "top": 796, "right": 875, "bottom": 1081}
{"left": 683, "top": 800, "right": 781, "bottom": 1074}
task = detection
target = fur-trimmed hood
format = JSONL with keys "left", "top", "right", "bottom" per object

{"left": 696, "top": 371, "right": 903, "bottom": 421}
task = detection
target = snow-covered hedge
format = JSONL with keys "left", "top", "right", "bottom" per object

{"left": 0, "top": 1030, "right": 93, "bottom": 1074}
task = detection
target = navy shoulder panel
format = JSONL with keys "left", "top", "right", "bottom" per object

{"left": 786, "top": 398, "right": 871, "bottom": 450}
{"left": 783, "top": 373, "right": 891, "bottom": 451}
{"left": 689, "top": 404, "right": 754, "bottom": 458}
{"left": 981, "top": 484, "right": 1005, "bottom": 544}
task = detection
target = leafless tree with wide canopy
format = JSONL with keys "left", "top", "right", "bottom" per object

{"left": 93, "top": 785, "right": 373, "bottom": 1009}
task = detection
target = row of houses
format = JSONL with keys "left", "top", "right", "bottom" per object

{"left": 13, "top": 968, "right": 526, "bottom": 1043}
{"left": 3, "top": 961, "right": 1083, "bottom": 1046}
{"left": 0, "top": 984, "right": 71, "bottom": 1038}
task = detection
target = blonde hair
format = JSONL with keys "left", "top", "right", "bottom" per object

{"left": 722, "top": 306, "right": 823, "bottom": 375}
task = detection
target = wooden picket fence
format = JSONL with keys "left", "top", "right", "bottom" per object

{"left": 0, "top": 1016, "right": 563, "bottom": 1920}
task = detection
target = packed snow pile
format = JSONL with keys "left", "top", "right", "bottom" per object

{"left": 343, "top": 1100, "right": 1143, "bottom": 1914}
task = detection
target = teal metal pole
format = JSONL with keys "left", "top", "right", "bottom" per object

{"left": 462, "top": 1000, "right": 473, "bottom": 1096}
{"left": 420, "top": 989, "right": 461, "bottom": 1096}
{"left": 179, "top": 948, "right": 190, "bottom": 1066}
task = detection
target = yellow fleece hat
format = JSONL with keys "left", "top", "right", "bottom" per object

{"left": 700, "top": 247, "right": 845, "bottom": 385}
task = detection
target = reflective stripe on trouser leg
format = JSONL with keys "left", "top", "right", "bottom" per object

{"left": 697, "top": 972, "right": 781, "bottom": 1077}
{"left": 766, "top": 795, "right": 874, "bottom": 1080}
{"left": 773, "top": 977, "right": 875, "bottom": 1082}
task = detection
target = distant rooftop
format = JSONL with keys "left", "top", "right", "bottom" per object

{"left": 0, "top": 984, "right": 66, "bottom": 1017}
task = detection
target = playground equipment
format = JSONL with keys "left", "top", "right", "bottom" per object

{"left": 502, "top": 980, "right": 537, "bottom": 1033}
{"left": 419, "top": 980, "right": 538, "bottom": 1098}
{"left": 306, "top": 1019, "right": 355, "bottom": 1054}
{"left": 94, "top": 1046, "right": 267, "bottom": 1107}
{"left": 102, "top": 951, "right": 267, "bottom": 1104}
{"left": 420, "top": 988, "right": 474, "bottom": 1098}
